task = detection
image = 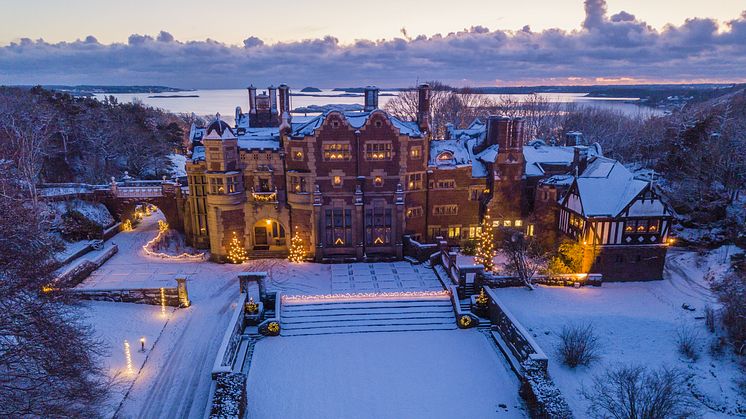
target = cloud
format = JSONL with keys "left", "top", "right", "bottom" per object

{"left": 1, "top": 0, "right": 745, "bottom": 88}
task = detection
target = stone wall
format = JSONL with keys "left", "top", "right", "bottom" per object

{"left": 68, "top": 278, "right": 190, "bottom": 307}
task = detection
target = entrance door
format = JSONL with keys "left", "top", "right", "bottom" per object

{"left": 254, "top": 226, "right": 268, "bottom": 245}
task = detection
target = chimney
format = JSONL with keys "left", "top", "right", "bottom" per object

{"left": 510, "top": 117, "right": 523, "bottom": 150}
{"left": 565, "top": 131, "right": 583, "bottom": 146}
{"left": 364, "top": 86, "right": 379, "bottom": 112}
{"left": 417, "top": 83, "right": 431, "bottom": 132}
{"left": 278, "top": 84, "right": 291, "bottom": 116}
{"left": 486, "top": 115, "right": 511, "bottom": 150}
{"left": 247, "top": 85, "right": 257, "bottom": 114}
{"left": 573, "top": 146, "right": 589, "bottom": 174}
{"left": 268, "top": 85, "right": 278, "bottom": 114}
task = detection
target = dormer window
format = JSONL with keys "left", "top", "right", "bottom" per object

{"left": 437, "top": 151, "right": 454, "bottom": 162}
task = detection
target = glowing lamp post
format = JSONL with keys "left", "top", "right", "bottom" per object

{"left": 139, "top": 337, "right": 146, "bottom": 352}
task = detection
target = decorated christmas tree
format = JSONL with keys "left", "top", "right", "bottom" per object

{"left": 227, "top": 231, "right": 247, "bottom": 264}
{"left": 474, "top": 209, "right": 495, "bottom": 272}
{"left": 288, "top": 227, "right": 306, "bottom": 263}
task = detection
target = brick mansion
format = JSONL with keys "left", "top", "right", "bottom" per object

{"left": 182, "top": 84, "right": 673, "bottom": 281}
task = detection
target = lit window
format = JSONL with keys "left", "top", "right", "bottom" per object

{"left": 527, "top": 224, "right": 535, "bottom": 236}
{"left": 625, "top": 225, "right": 634, "bottom": 232}
{"left": 515, "top": 220, "right": 523, "bottom": 227}
{"left": 323, "top": 143, "right": 351, "bottom": 161}
{"left": 406, "top": 207, "right": 423, "bottom": 218}
{"left": 373, "top": 176, "right": 383, "bottom": 187}
{"left": 365, "top": 143, "right": 392, "bottom": 160}
{"left": 504, "top": 220, "right": 512, "bottom": 227}
{"left": 435, "top": 179, "right": 456, "bottom": 189}
{"left": 290, "top": 176, "right": 306, "bottom": 193}
{"left": 332, "top": 176, "right": 342, "bottom": 186}
{"left": 437, "top": 151, "right": 453, "bottom": 161}
{"left": 292, "top": 148, "right": 304, "bottom": 161}
{"left": 448, "top": 227, "right": 461, "bottom": 239}
{"left": 410, "top": 146, "right": 421, "bottom": 159}
{"left": 407, "top": 173, "right": 423, "bottom": 190}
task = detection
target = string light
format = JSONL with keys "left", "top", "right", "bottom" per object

{"left": 288, "top": 227, "right": 306, "bottom": 263}
{"left": 158, "top": 220, "right": 169, "bottom": 233}
{"left": 124, "top": 340, "right": 134, "bottom": 375}
{"left": 252, "top": 192, "right": 277, "bottom": 202}
{"left": 226, "top": 231, "right": 247, "bottom": 264}
{"left": 160, "top": 287, "right": 166, "bottom": 317}
{"left": 474, "top": 209, "right": 496, "bottom": 272}
{"left": 142, "top": 224, "right": 205, "bottom": 260}
{"left": 121, "top": 219, "right": 133, "bottom": 232}
{"left": 282, "top": 290, "right": 451, "bottom": 305}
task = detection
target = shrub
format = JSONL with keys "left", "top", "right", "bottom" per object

{"left": 460, "top": 240, "right": 476, "bottom": 256}
{"left": 557, "top": 323, "right": 600, "bottom": 368}
{"left": 677, "top": 326, "right": 700, "bottom": 361}
{"left": 547, "top": 239, "right": 584, "bottom": 274}
{"left": 583, "top": 365, "right": 694, "bottom": 419}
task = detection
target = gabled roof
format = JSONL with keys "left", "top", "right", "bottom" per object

{"left": 204, "top": 118, "right": 235, "bottom": 140}
{"left": 290, "top": 110, "right": 423, "bottom": 138}
{"left": 572, "top": 159, "right": 649, "bottom": 217}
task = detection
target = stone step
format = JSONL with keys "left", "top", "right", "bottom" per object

{"left": 281, "top": 322, "right": 457, "bottom": 337}
{"left": 282, "top": 305, "right": 454, "bottom": 319}
{"left": 283, "top": 312, "right": 456, "bottom": 326}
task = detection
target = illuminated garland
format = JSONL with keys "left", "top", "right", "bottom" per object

{"left": 282, "top": 290, "right": 452, "bottom": 304}
{"left": 288, "top": 228, "right": 306, "bottom": 263}
{"left": 142, "top": 226, "right": 205, "bottom": 260}
{"left": 252, "top": 192, "right": 277, "bottom": 202}
{"left": 121, "top": 219, "right": 133, "bottom": 232}
{"left": 124, "top": 340, "right": 134, "bottom": 375}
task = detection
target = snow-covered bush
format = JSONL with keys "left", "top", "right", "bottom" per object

{"left": 557, "top": 323, "right": 600, "bottom": 368}
{"left": 522, "top": 359, "right": 573, "bottom": 418}
{"left": 209, "top": 372, "right": 246, "bottom": 419}
{"left": 49, "top": 199, "right": 115, "bottom": 240}
{"left": 583, "top": 365, "right": 694, "bottom": 419}
{"left": 676, "top": 326, "right": 700, "bottom": 361}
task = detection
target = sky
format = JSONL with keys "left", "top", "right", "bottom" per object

{"left": 1, "top": 0, "right": 745, "bottom": 88}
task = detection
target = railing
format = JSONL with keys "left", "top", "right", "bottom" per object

{"left": 212, "top": 293, "right": 247, "bottom": 378}
{"left": 115, "top": 186, "right": 164, "bottom": 198}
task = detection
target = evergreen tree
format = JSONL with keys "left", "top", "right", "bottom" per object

{"left": 474, "top": 209, "right": 496, "bottom": 272}
{"left": 288, "top": 228, "right": 306, "bottom": 263}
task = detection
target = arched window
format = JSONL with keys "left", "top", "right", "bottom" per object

{"left": 437, "top": 151, "right": 454, "bottom": 161}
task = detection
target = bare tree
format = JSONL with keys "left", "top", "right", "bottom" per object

{"left": 501, "top": 229, "right": 544, "bottom": 289}
{"left": 557, "top": 323, "right": 601, "bottom": 367}
{"left": 583, "top": 365, "right": 695, "bottom": 419}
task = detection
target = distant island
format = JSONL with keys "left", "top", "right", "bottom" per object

{"left": 300, "top": 87, "right": 322, "bottom": 92}
{"left": 27, "top": 85, "right": 191, "bottom": 97}
{"left": 292, "top": 104, "right": 364, "bottom": 114}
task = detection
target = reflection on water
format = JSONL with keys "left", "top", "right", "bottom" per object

{"left": 96, "top": 89, "right": 662, "bottom": 122}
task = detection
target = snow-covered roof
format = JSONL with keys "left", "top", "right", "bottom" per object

{"left": 290, "top": 110, "right": 423, "bottom": 138}
{"left": 204, "top": 118, "right": 236, "bottom": 140}
{"left": 237, "top": 127, "right": 281, "bottom": 151}
{"left": 192, "top": 146, "right": 205, "bottom": 162}
{"left": 574, "top": 159, "right": 649, "bottom": 217}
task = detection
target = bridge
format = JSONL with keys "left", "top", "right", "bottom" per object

{"left": 38, "top": 177, "right": 186, "bottom": 231}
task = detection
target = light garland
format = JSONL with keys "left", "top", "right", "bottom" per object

{"left": 475, "top": 287, "right": 489, "bottom": 306}
{"left": 160, "top": 287, "right": 166, "bottom": 317}
{"left": 142, "top": 226, "right": 205, "bottom": 260}
{"left": 474, "top": 209, "right": 496, "bottom": 272}
{"left": 282, "top": 290, "right": 452, "bottom": 305}
{"left": 226, "top": 231, "right": 247, "bottom": 264}
{"left": 252, "top": 192, "right": 277, "bottom": 202}
{"left": 124, "top": 340, "right": 134, "bottom": 375}
{"left": 158, "top": 220, "right": 169, "bottom": 233}
{"left": 121, "top": 219, "right": 133, "bottom": 232}
{"left": 288, "top": 227, "right": 306, "bottom": 263}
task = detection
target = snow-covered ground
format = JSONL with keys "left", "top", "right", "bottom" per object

{"left": 497, "top": 246, "right": 745, "bottom": 418}
{"left": 247, "top": 330, "right": 526, "bottom": 419}
{"left": 78, "top": 212, "right": 476, "bottom": 418}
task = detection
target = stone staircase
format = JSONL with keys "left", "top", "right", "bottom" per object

{"left": 248, "top": 249, "right": 289, "bottom": 259}
{"left": 280, "top": 297, "right": 457, "bottom": 337}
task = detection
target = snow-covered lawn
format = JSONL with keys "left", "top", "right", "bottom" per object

{"left": 247, "top": 330, "right": 527, "bottom": 419}
{"left": 82, "top": 301, "right": 174, "bottom": 417}
{"left": 497, "top": 246, "right": 744, "bottom": 418}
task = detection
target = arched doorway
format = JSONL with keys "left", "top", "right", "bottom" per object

{"left": 253, "top": 219, "right": 287, "bottom": 251}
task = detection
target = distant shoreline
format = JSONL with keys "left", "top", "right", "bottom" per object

{"left": 148, "top": 94, "right": 200, "bottom": 98}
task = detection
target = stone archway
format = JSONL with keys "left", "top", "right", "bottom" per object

{"left": 252, "top": 218, "right": 287, "bottom": 251}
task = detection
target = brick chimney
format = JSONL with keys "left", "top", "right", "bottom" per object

{"left": 268, "top": 85, "right": 278, "bottom": 114}
{"left": 573, "top": 146, "right": 589, "bottom": 174}
{"left": 247, "top": 85, "right": 257, "bottom": 114}
{"left": 278, "top": 84, "right": 291, "bottom": 116}
{"left": 510, "top": 117, "right": 524, "bottom": 150}
{"left": 417, "top": 83, "right": 431, "bottom": 133}
{"left": 364, "top": 86, "right": 379, "bottom": 111}
{"left": 565, "top": 131, "right": 583, "bottom": 146}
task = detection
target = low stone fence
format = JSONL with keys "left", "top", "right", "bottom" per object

{"left": 209, "top": 372, "right": 247, "bottom": 419}
{"left": 484, "top": 287, "right": 572, "bottom": 418}
{"left": 403, "top": 235, "right": 439, "bottom": 263}
{"left": 212, "top": 293, "right": 248, "bottom": 378}
{"left": 69, "top": 278, "right": 190, "bottom": 308}
{"left": 53, "top": 244, "right": 118, "bottom": 288}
